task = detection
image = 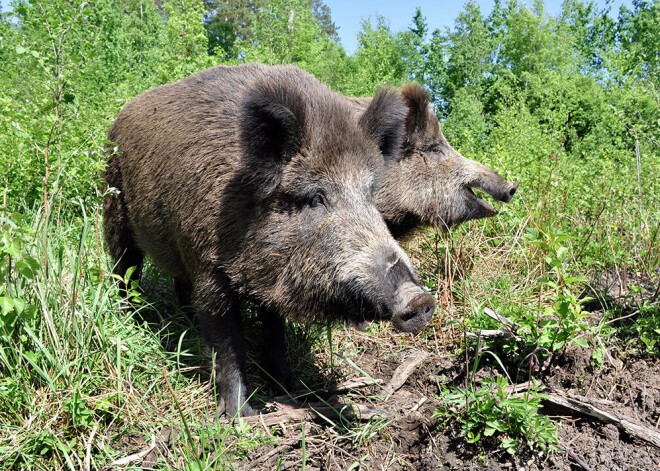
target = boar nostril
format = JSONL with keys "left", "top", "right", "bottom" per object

{"left": 509, "top": 182, "right": 519, "bottom": 198}
{"left": 401, "top": 311, "right": 416, "bottom": 323}
{"left": 392, "top": 292, "right": 435, "bottom": 333}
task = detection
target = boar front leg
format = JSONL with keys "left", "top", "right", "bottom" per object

{"left": 193, "top": 273, "right": 255, "bottom": 417}
{"left": 259, "top": 308, "right": 298, "bottom": 394}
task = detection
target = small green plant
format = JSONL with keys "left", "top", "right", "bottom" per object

{"left": 436, "top": 376, "right": 559, "bottom": 455}
{"left": 64, "top": 387, "right": 94, "bottom": 430}
{"left": 612, "top": 284, "right": 660, "bottom": 356}
{"left": 523, "top": 228, "right": 592, "bottom": 353}
{"left": 0, "top": 212, "right": 40, "bottom": 337}
{"left": 110, "top": 265, "right": 145, "bottom": 304}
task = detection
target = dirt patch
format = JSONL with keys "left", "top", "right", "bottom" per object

{"left": 134, "top": 323, "right": 658, "bottom": 470}
{"left": 133, "top": 270, "right": 659, "bottom": 470}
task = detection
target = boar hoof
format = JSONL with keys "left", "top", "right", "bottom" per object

{"left": 220, "top": 396, "right": 256, "bottom": 418}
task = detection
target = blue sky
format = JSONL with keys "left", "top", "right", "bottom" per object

{"left": 325, "top": 0, "right": 633, "bottom": 54}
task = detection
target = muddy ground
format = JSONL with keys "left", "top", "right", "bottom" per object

{"left": 218, "top": 329, "right": 659, "bottom": 471}
{"left": 131, "top": 318, "right": 658, "bottom": 470}
{"left": 130, "top": 267, "right": 659, "bottom": 470}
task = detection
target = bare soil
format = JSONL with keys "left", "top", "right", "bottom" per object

{"left": 132, "top": 265, "right": 659, "bottom": 470}
{"left": 134, "top": 321, "right": 658, "bottom": 470}
{"left": 240, "top": 336, "right": 659, "bottom": 470}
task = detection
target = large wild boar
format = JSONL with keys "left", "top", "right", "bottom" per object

{"left": 103, "top": 63, "right": 436, "bottom": 417}
{"left": 348, "top": 84, "right": 519, "bottom": 239}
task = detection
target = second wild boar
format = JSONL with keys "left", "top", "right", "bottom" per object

{"left": 348, "top": 84, "right": 519, "bottom": 239}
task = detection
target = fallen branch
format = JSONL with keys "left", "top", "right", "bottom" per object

{"left": 272, "top": 376, "right": 383, "bottom": 403}
{"left": 465, "top": 329, "right": 514, "bottom": 341}
{"left": 483, "top": 307, "right": 520, "bottom": 330}
{"left": 503, "top": 382, "right": 536, "bottom": 395}
{"left": 540, "top": 393, "right": 660, "bottom": 449}
{"left": 334, "top": 376, "right": 383, "bottom": 394}
{"left": 236, "top": 402, "right": 384, "bottom": 427}
{"left": 465, "top": 308, "right": 521, "bottom": 341}
{"left": 383, "top": 350, "right": 429, "bottom": 396}
{"left": 241, "top": 438, "right": 300, "bottom": 469}
{"left": 110, "top": 434, "right": 156, "bottom": 466}
{"left": 410, "top": 396, "right": 428, "bottom": 412}
{"left": 560, "top": 444, "right": 593, "bottom": 471}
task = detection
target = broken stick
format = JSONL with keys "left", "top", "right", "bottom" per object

{"left": 483, "top": 307, "right": 520, "bottom": 330}
{"left": 466, "top": 329, "right": 514, "bottom": 341}
{"left": 541, "top": 393, "right": 660, "bottom": 449}
{"left": 383, "top": 350, "right": 429, "bottom": 396}
{"left": 235, "top": 402, "right": 384, "bottom": 427}
{"left": 466, "top": 308, "right": 522, "bottom": 341}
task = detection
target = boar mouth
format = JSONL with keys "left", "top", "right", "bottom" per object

{"left": 464, "top": 186, "right": 498, "bottom": 219}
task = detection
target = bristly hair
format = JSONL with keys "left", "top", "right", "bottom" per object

{"left": 358, "top": 86, "right": 407, "bottom": 161}
{"left": 399, "top": 83, "right": 431, "bottom": 152}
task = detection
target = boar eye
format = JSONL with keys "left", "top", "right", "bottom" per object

{"left": 310, "top": 193, "right": 327, "bottom": 209}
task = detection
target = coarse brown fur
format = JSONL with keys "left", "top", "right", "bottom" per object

{"left": 103, "top": 63, "right": 435, "bottom": 417}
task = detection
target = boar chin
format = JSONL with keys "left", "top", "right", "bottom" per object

{"left": 441, "top": 180, "right": 519, "bottom": 229}
{"left": 464, "top": 186, "right": 498, "bottom": 220}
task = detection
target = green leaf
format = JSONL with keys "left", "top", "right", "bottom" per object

{"left": 21, "top": 305, "right": 37, "bottom": 320}
{"left": 565, "top": 276, "right": 587, "bottom": 284}
{"left": 16, "top": 45, "right": 27, "bottom": 55}
{"left": 12, "top": 298, "right": 25, "bottom": 315}
{"left": 15, "top": 261, "right": 35, "bottom": 280}
{"left": 540, "top": 319, "right": 559, "bottom": 328}
{"left": 572, "top": 338, "right": 589, "bottom": 348}
{"left": 24, "top": 256, "right": 40, "bottom": 274}
{"left": 556, "top": 301, "right": 570, "bottom": 317}
{"left": 3, "top": 241, "right": 20, "bottom": 257}
{"left": 552, "top": 339, "right": 565, "bottom": 351}
{"left": 486, "top": 419, "right": 504, "bottom": 431}
{"left": 0, "top": 297, "right": 14, "bottom": 315}
{"left": 502, "top": 437, "right": 518, "bottom": 454}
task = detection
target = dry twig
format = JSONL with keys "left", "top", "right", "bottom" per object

{"left": 483, "top": 307, "right": 520, "bottom": 330}
{"left": 383, "top": 350, "right": 429, "bottom": 396}
{"left": 539, "top": 393, "right": 660, "bottom": 449}
{"left": 110, "top": 434, "right": 156, "bottom": 466}
{"left": 230, "top": 402, "right": 384, "bottom": 427}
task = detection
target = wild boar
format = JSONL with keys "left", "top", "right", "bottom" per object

{"left": 103, "top": 63, "right": 436, "bottom": 417}
{"left": 347, "top": 84, "right": 519, "bottom": 239}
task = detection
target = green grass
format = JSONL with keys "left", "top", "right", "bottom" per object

{"left": 1, "top": 169, "right": 658, "bottom": 467}
{"left": 0, "top": 205, "right": 271, "bottom": 470}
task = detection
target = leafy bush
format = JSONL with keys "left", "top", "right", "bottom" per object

{"left": 437, "top": 376, "right": 559, "bottom": 456}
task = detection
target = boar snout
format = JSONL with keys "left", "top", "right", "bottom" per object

{"left": 365, "top": 251, "right": 434, "bottom": 333}
{"left": 483, "top": 180, "right": 519, "bottom": 204}
{"left": 470, "top": 166, "right": 519, "bottom": 204}
{"left": 391, "top": 282, "right": 435, "bottom": 333}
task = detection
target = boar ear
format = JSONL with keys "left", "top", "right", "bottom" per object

{"left": 359, "top": 86, "right": 406, "bottom": 161}
{"left": 399, "top": 83, "right": 431, "bottom": 151}
{"left": 239, "top": 81, "right": 306, "bottom": 165}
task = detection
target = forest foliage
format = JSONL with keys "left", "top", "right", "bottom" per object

{"left": 1, "top": 0, "right": 659, "bottom": 236}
